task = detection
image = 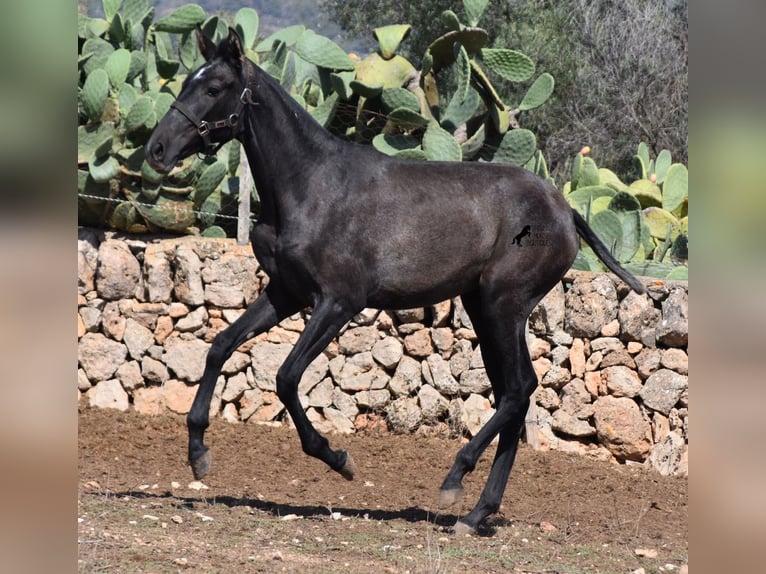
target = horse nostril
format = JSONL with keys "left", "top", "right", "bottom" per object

{"left": 152, "top": 141, "right": 165, "bottom": 160}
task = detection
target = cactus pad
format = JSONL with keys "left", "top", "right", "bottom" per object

{"left": 480, "top": 49, "right": 535, "bottom": 83}
{"left": 519, "top": 73, "right": 554, "bottom": 111}
{"left": 373, "top": 25, "right": 412, "bottom": 60}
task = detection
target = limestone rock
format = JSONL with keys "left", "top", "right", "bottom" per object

{"left": 459, "top": 369, "right": 491, "bottom": 395}
{"left": 141, "top": 356, "right": 169, "bottom": 385}
{"left": 371, "top": 336, "right": 403, "bottom": 370}
{"left": 529, "top": 282, "right": 565, "bottom": 333}
{"left": 144, "top": 245, "right": 173, "bottom": 303}
{"left": 564, "top": 275, "right": 618, "bottom": 338}
{"left": 618, "top": 291, "right": 659, "bottom": 346}
{"left": 162, "top": 380, "right": 197, "bottom": 414}
{"left": 133, "top": 386, "right": 165, "bottom": 416}
{"left": 116, "top": 360, "right": 144, "bottom": 391}
{"left": 601, "top": 366, "right": 642, "bottom": 398}
{"left": 123, "top": 318, "right": 155, "bottom": 359}
{"left": 249, "top": 342, "right": 291, "bottom": 391}
{"left": 86, "top": 379, "right": 129, "bottom": 411}
{"left": 403, "top": 329, "right": 434, "bottom": 358}
{"left": 387, "top": 397, "right": 422, "bottom": 432}
{"left": 646, "top": 431, "right": 686, "bottom": 476}
{"left": 79, "top": 333, "right": 128, "bottom": 381}
{"left": 593, "top": 396, "right": 652, "bottom": 461}
{"left": 338, "top": 326, "right": 380, "bottom": 354}
{"left": 424, "top": 354, "right": 459, "bottom": 396}
{"left": 323, "top": 407, "right": 355, "bottom": 434}
{"left": 640, "top": 369, "right": 687, "bottom": 415}
{"left": 418, "top": 384, "right": 449, "bottom": 422}
{"left": 173, "top": 245, "right": 204, "bottom": 306}
{"left": 222, "top": 372, "right": 250, "bottom": 403}
{"left": 462, "top": 394, "right": 494, "bottom": 437}
{"left": 355, "top": 388, "right": 390, "bottom": 410}
{"left": 78, "top": 232, "right": 99, "bottom": 294}
{"left": 96, "top": 240, "right": 141, "bottom": 301}
{"left": 389, "top": 356, "right": 422, "bottom": 397}
{"left": 657, "top": 287, "right": 688, "bottom": 348}
{"left": 552, "top": 410, "right": 596, "bottom": 438}
{"left": 163, "top": 337, "right": 210, "bottom": 382}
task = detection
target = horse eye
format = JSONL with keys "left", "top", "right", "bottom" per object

{"left": 207, "top": 87, "right": 220, "bottom": 97}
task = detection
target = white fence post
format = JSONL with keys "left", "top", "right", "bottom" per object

{"left": 237, "top": 144, "right": 252, "bottom": 245}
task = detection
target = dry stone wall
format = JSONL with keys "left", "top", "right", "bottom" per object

{"left": 78, "top": 230, "right": 689, "bottom": 476}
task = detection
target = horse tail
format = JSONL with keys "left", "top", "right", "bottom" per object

{"left": 572, "top": 209, "right": 645, "bottom": 293}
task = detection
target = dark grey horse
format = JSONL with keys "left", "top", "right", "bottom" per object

{"left": 146, "top": 28, "right": 644, "bottom": 535}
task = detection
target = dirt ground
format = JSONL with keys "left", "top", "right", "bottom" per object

{"left": 78, "top": 408, "right": 687, "bottom": 573}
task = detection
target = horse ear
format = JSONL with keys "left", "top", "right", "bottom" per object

{"left": 195, "top": 25, "right": 216, "bottom": 61}
{"left": 225, "top": 27, "right": 244, "bottom": 63}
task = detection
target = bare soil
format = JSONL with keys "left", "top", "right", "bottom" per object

{"left": 78, "top": 408, "right": 687, "bottom": 573}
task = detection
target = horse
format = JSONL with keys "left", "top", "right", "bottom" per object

{"left": 146, "top": 27, "right": 645, "bottom": 535}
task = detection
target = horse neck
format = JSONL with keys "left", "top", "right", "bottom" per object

{"left": 239, "top": 64, "right": 341, "bottom": 224}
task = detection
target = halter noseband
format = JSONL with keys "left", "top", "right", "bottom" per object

{"left": 170, "top": 61, "right": 256, "bottom": 156}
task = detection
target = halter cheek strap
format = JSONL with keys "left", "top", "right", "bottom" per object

{"left": 170, "top": 62, "right": 256, "bottom": 156}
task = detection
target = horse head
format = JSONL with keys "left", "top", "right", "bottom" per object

{"left": 146, "top": 27, "right": 250, "bottom": 174}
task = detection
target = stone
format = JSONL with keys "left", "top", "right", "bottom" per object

{"left": 78, "top": 232, "right": 99, "bottom": 294}
{"left": 249, "top": 342, "right": 292, "bottom": 391}
{"left": 338, "top": 326, "right": 380, "bottom": 354}
{"left": 335, "top": 353, "right": 389, "bottom": 392}
{"left": 101, "top": 301, "right": 126, "bottom": 340}
{"left": 323, "top": 407, "right": 355, "bottom": 434}
{"left": 395, "top": 308, "right": 425, "bottom": 324}
{"left": 462, "top": 394, "right": 495, "bottom": 437}
{"left": 646, "top": 431, "right": 686, "bottom": 476}
{"left": 584, "top": 351, "right": 602, "bottom": 372}
{"left": 532, "top": 387, "right": 559, "bottom": 411}
{"left": 173, "top": 245, "right": 204, "bottom": 306}
{"left": 600, "top": 319, "right": 620, "bottom": 337}
{"left": 601, "top": 366, "right": 642, "bottom": 398}
{"left": 221, "top": 351, "right": 251, "bottom": 376}
{"left": 640, "top": 369, "right": 687, "bottom": 415}
{"left": 459, "top": 369, "right": 491, "bottom": 395}
{"left": 430, "top": 300, "right": 452, "bottom": 327}
{"left": 353, "top": 308, "right": 379, "bottom": 326}
{"left": 618, "top": 291, "right": 659, "bottom": 346}
{"left": 298, "top": 353, "right": 329, "bottom": 394}
{"left": 78, "top": 368, "right": 91, "bottom": 392}
{"left": 635, "top": 348, "right": 662, "bottom": 379}
{"left": 355, "top": 389, "right": 391, "bottom": 410}
{"left": 371, "top": 336, "right": 403, "bottom": 370}
{"left": 79, "top": 333, "right": 128, "bottom": 381}
{"left": 541, "top": 365, "right": 571, "bottom": 390}
{"left": 133, "top": 386, "right": 165, "bottom": 416}
{"left": 122, "top": 302, "right": 165, "bottom": 331}
{"left": 79, "top": 306, "right": 102, "bottom": 333}
{"left": 552, "top": 410, "right": 596, "bottom": 438}
{"left": 305, "top": 378, "right": 333, "bottom": 408}
{"left": 418, "top": 384, "right": 449, "bottom": 422}
{"left": 469, "top": 345, "right": 485, "bottom": 369}
{"left": 529, "top": 337, "right": 551, "bottom": 361}
{"left": 569, "top": 339, "right": 586, "bottom": 378}
{"left": 116, "top": 361, "right": 144, "bottom": 391}
{"left": 449, "top": 339, "right": 473, "bottom": 378}
{"left": 250, "top": 392, "right": 284, "bottom": 422}
{"left": 389, "top": 356, "right": 422, "bottom": 397}
{"left": 387, "top": 397, "right": 423, "bottom": 432}
{"left": 583, "top": 372, "right": 600, "bottom": 398}
{"left": 144, "top": 245, "right": 173, "bottom": 303}
{"left": 564, "top": 275, "right": 618, "bottom": 338}
{"left": 205, "top": 283, "right": 245, "bottom": 308}
{"left": 403, "top": 329, "right": 434, "bottom": 358}
{"left": 221, "top": 402, "right": 239, "bottom": 423}
{"left": 600, "top": 349, "right": 636, "bottom": 369}
{"left": 593, "top": 396, "right": 652, "bottom": 461}
{"left": 332, "top": 388, "right": 359, "bottom": 419}
{"left": 87, "top": 379, "right": 129, "bottom": 411}
{"left": 451, "top": 297, "right": 473, "bottom": 329}
{"left": 560, "top": 379, "right": 593, "bottom": 416}
{"left": 424, "top": 354, "right": 460, "bottom": 396}
{"left": 96, "top": 240, "right": 141, "bottom": 300}
{"left": 123, "top": 318, "right": 155, "bottom": 359}
{"left": 529, "top": 282, "right": 565, "bottom": 333}
{"left": 550, "top": 345, "right": 570, "bottom": 367}
{"left": 431, "top": 327, "right": 454, "bottom": 355}
{"left": 660, "top": 348, "right": 688, "bottom": 375}
{"left": 168, "top": 302, "right": 190, "bottom": 318}
{"left": 656, "top": 287, "right": 688, "bottom": 347}
{"left": 176, "top": 307, "right": 208, "bottom": 332}
{"left": 533, "top": 357, "right": 553, "bottom": 382}
{"left": 141, "top": 356, "right": 169, "bottom": 385}
{"left": 162, "top": 380, "right": 197, "bottom": 414}
{"left": 163, "top": 337, "right": 210, "bottom": 382}
{"left": 222, "top": 372, "right": 250, "bottom": 403}
{"left": 239, "top": 388, "right": 262, "bottom": 420}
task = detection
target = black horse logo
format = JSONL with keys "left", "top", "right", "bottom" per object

{"left": 512, "top": 225, "right": 531, "bottom": 246}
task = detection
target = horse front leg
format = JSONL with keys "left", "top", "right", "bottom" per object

{"left": 188, "top": 285, "right": 299, "bottom": 479}
{"left": 275, "top": 296, "right": 360, "bottom": 479}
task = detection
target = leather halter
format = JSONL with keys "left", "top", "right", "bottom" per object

{"left": 170, "top": 61, "right": 256, "bottom": 156}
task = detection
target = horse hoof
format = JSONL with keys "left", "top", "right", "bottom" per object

{"left": 453, "top": 520, "right": 476, "bottom": 536}
{"left": 438, "top": 487, "right": 464, "bottom": 508}
{"left": 337, "top": 450, "right": 355, "bottom": 481}
{"left": 190, "top": 449, "right": 211, "bottom": 480}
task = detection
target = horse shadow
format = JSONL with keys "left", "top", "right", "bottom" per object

{"left": 108, "top": 489, "right": 510, "bottom": 536}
